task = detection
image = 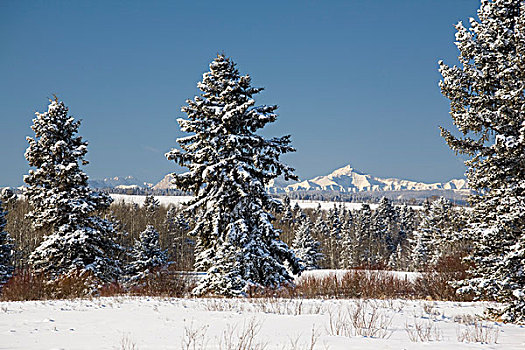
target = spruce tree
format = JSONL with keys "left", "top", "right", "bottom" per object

{"left": 439, "top": 0, "right": 525, "bottom": 322}
{"left": 291, "top": 219, "right": 323, "bottom": 270}
{"left": 166, "top": 54, "right": 302, "bottom": 296}
{"left": 143, "top": 195, "right": 160, "bottom": 224}
{"left": 325, "top": 205, "right": 342, "bottom": 269}
{"left": 25, "top": 98, "right": 122, "bottom": 282}
{"left": 355, "top": 204, "right": 373, "bottom": 266}
{"left": 279, "top": 196, "right": 295, "bottom": 229}
{"left": 0, "top": 199, "right": 14, "bottom": 288}
{"left": 127, "top": 225, "right": 168, "bottom": 283}
{"left": 372, "top": 197, "right": 398, "bottom": 263}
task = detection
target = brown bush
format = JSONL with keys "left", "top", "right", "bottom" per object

{"left": 1, "top": 269, "right": 48, "bottom": 301}
{"left": 48, "top": 270, "right": 98, "bottom": 299}
{"left": 413, "top": 254, "right": 474, "bottom": 301}
{"left": 293, "top": 270, "right": 415, "bottom": 299}
{"left": 128, "top": 266, "right": 196, "bottom": 297}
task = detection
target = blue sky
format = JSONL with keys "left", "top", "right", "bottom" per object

{"left": 0, "top": 0, "right": 478, "bottom": 186}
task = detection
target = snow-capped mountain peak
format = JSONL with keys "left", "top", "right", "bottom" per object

{"left": 270, "top": 164, "right": 468, "bottom": 193}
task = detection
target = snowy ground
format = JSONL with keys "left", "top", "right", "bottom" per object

{"left": 299, "top": 269, "right": 422, "bottom": 283}
{"left": 1, "top": 297, "right": 524, "bottom": 349}
{"left": 109, "top": 194, "right": 422, "bottom": 211}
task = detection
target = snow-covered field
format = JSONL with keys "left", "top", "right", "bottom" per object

{"left": 299, "top": 269, "right": 422, "bottom": 283}
{"left": 1, "top": 297, "right": 524, "bottom": 349}
{"left": 109, "top": 194, "right": 408, "bottom": 211}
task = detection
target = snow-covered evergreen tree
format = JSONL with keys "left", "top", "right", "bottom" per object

{"left": 165, "top": 54, "right": 302, "bottom": 296}
{"left": 143, "top": 195, "right": 160, "bottom": 224}
{"left": 279, "top": 196, "right": 295, "bottom": 228}
{"left": 355, "top": 204, "right": 373, "bottom": 266}
{"left": 127, "top": 225, "right": 168, "bottom": 283}
{"left": 291, "top": 219, "right": 323, "bottom": 270}
{"left": 165, "top": 207, "right": 194, "bottom": 270}
{"left": 439, "top": 0, "right": 525, "bottom": 322}
{"left": 340, "top": 206, "right": 354, "bottom": 269}
{"left": 312, "top": 210, "right": 329, "bottom": 269}
{"left": 25, "top": 98, "right": 122, "bottom": 282}
{"left": 325, "top": 204, "right": 342, "bottom": 269}
{"left": 0, "top": 199, "right": 14, "bottom": 288}
{"left": 395, "top": 204, "right": 415, "bottom": 270}
{"left": 372, "top": 197, "right": 398, "bottom": 263}
{"left": 409, "top": 220, "right": 433, "bottom": 271}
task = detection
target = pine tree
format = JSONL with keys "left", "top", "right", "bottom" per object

{"left": 127, "top": 225, "right": 168, "bottom": 283}
{"left": 165, "top": 54, "right": 302, "bottom": 296}
{"left": 291, "top": 219, "right": 323, "bottom": 270}
{"left": 340, "top": 206, "right": 354, "bottom": 269}
{"left": 395, "top": 204, "right": 415, "bottom": 270}
{"left": 0, "top": 199, "right": 14, "bottom": 288}
{"left": 312, "top": 210, "right": 329, "bottom": 269}
{"left": 325, "top": 204, "right": 342, "bottom": 269}
{"left": 25, "top": 98, "right": 122, "bottom": 282}
{"left": 355, "top": 204, "right": 373, "bottom": 266}
{"left": 410, "top": 217, "right": 434, "bottom": 271}
{"left": 280, "top": 196, "right": 295, "bottom": 228}
{"left": 143, "top": 195, "right": 160, "bottom": 224}
{"left": 372, "top": 197, "right": 398, "bottom": 263}
{"left": 439, "top": 0, "right": 525, "bottom": 322}
{"left": 165, "top": 207, "right": 194, "bottom": 270}
{"left": 427, "top": 197, "right": 457, "bottom": 265}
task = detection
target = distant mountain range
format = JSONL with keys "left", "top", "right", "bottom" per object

{"left": 88, "top": 176, "right": 153, "bottom": 190}
{"left": 151, "top": 164, "right": 469, "bottom": 194}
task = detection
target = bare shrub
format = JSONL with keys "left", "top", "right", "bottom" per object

{"left": 0, "top": 269, "right": 48, "bottom": 301}
{"left": 405, "top": 318, "right": 443, "bottom": 342}
{"left": 120, "top": 334, "right": 139, "bottom": 350}
{"left": 456, "top": 321, "right": 499, "bottom": 344}
{"left": 326, "top": 307, "right": 351, "bottom": 337}
{"left": 181, "top": 320, "right": 209, "bottom": 350}
{"left": 48, "top": 269, "right": 99, "bottom": 299}
{"left": 98, "top": 281, "right": 126, "bottom": 297}
{"left": 348, "top": 300, "right": 393, "bottom": 338}
{"left": 294, "top": 270, "right": 414, "bottom": 299}
{"left": 325, "top": 301, "right": 392, "bottom": 339}
{"left": 414, "top": 254, "right": 474, "bottom": 301}
{"left": 285, "top": 325, "right": 322, "bottom": 350}
{"left": 218, "top": 317, "right": 267, "bottom": 350}
{"left": 128, "top": 267, "right": 195, "bottom": 297}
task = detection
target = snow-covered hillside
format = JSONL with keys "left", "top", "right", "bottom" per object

{"left": 1, "top": 297, "right": 523, "bottom": 349}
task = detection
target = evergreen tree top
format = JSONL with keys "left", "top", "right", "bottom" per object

{"left": 166, "top": 54, "right": 297, "bottom": 211}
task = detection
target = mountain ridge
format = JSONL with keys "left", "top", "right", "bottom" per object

{"left": 152, "top": 164, "right": 469, "bottom": 194}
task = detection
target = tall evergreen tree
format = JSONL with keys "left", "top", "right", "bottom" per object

{"left": 25, "top": 98, "right": 122, "bottom": 282}
{"left": 355, "top": 204, "right": 373, "bottom": 266}
{"left": 325, "top": 205, "right": 342, "bottom": 269}
{"left": 0, "top": 199, "right": 14, "bottom": 288}
{"left": 127, "top": 225, "right": 168, "bottom": 283}
{"left": 143, "top": 195, "right": 160, "bottom": 225}
{"left": 291, "top": 219, "right": 323, "bottom": 270}
{"left": 166, "top": 55, "right": 302, "bottom": 296}
{"left": 440, "top": 0, "right": 525, "bottom": 322}
{"left": 372, "top": 197, "right": 398, "bottom": 262}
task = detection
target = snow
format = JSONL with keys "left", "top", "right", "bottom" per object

{"left": 274, "top": 164, "right": 470, "bottom": 193}
{"left": 298, "top": 269, "right": 422, "bottom": 283}
{"left": 110, "top": 194, "right": 193, "bottom": 207}
{"left": 1, "top": 297, "right": 524, "bottom": 349}
{"left": 109, "top": 194, "right": 417, "bottom": 211}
